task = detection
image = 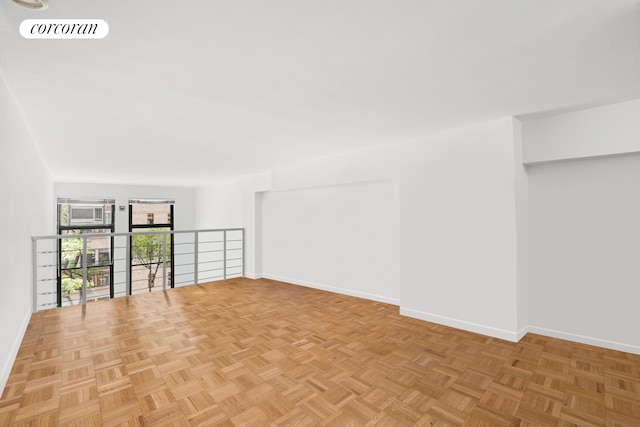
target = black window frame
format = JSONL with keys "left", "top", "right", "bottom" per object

{"left": 56, "top": 203, "right": 115, "bottom": 307}
{"left": 128, "top": 203, "right": 175, "bottom": 294}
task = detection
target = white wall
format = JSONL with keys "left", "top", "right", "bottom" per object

{"left": 238, "top": 173, "right": 272, "bottom": 279}
{"left": 522, "top": 98, "right": 640, "bottom": 164}
{"left": 399, "top": 118, "right": 521, "bottom": 341}
{"left": 53, "top": 183, "right": 196, "bottom": 232}
{"left": 528, "top": 154, "right": 640, "bottom": 353}
{"left": 262, "top": 180, "right": 400, "bottom": 304}
{"left": 195, "top": 182, "right": 242, "bottom": 229}
{"left": 231, "top": 118, "right": 524, "bottom": 341}
{"left": 0, "top": 71, "right": 54, "bottom": 395}
{"left": 521, "top": 98, "right": 640, "bottom": 354}
{"left": 513, "top": 119, "right": 529, "bottom": 335}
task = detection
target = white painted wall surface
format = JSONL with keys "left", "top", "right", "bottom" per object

{"left": 236, "top": 173, "right": 272, "bottom": 279}
{"left": 528, "top": 154, "right": 640, "bottom": 353}
{"left": 0, "top": 71, "right": 54, "bottom": 395}
{"left": 53, "top": 183, "right": 196, "bottom": 232}
{"left": 261, "top": 180, "right": 401, "bottom": 304}
{"left": 513, "top": 119, "right": 529, "bottom": 336}
{"left": 399, "top": 118, "right": 520, "bottom": 341}
{"left": 194, "top": 182, "right": 243, "bottom": 229}
{"left": 522, "top": 98, "right": 640, "bottom": 164}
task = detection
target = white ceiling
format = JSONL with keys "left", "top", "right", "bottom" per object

{"left": 1, "top": 0, "right": 640, "bottom": 186}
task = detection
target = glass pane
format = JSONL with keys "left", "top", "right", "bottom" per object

{"left": 131, "top": 230, "right": 172, "bottom": 294}
{"left": 131, "top": 204, "right": 172, "bottom": 226}
{"left": 61, "top": 229, "right": 112, "bottom": 268}
{"left": 60, "top": 265, "right": 111, "bottom": 306}
{"left": 60, "top": 229, "right": 113, "bottom": 306}
{"left": 86, "top": 266, "right": 111, "bottom": 302}
{"left": 60, "top": 268, "right": 83, "bottom": 306}
{"left": 60, "top": 233, "right": 83, "bottom": 269}
{"left": 59, "top": 203, "right": 113, "bottom": 227}
{"left": 59, "top": 204, "right": 69, "bottom": 227}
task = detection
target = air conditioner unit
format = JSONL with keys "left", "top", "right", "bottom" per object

{"left": 69, "top": 205, "right": 104, "bottom": 225}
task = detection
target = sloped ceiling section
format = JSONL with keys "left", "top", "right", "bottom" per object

{"left": 1, "top": 0, "right": 640, "bottom": 186}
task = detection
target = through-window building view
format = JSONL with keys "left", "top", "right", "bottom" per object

{"left": 1, "top": 1, "right": 640, "bottom": 426}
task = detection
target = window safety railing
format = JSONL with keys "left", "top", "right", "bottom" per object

{"left": 31, "top": 228, "right": 244, "bottom": 312}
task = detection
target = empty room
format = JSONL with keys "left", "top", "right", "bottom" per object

{"left": 1, "top": 0, "right": 640, "bottom": 425}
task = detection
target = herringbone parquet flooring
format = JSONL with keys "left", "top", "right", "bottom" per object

{"left": 1, "top": 278, "right": 639, "bottom": 426}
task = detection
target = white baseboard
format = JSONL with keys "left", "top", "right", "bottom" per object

{"left": 243, "top": 272, "right": 262, "bottom": 280}
{"left": 400, "top": 307, "right": 522, "bottom": 342}
{"left": 261, "top": 273, "right": 400, "bottom": 306}
{"left": 0, "top": 306, "right": 31, "bottom": 397}
{"left": 516, "top": 326, "right": 529, "bottom": 341}
{"left": 528, "top": 326, "right": 640, "bottom": 355}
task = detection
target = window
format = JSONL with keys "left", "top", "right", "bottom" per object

{"left": 57, "top": 198, "right": 115, "bottom": 306}
{"left": 129, "top": 199, "right": 175, "bottom": 294}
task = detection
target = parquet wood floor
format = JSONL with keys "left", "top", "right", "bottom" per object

{"left": 1, "top": 278, "right": 639, "bottom": 426}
